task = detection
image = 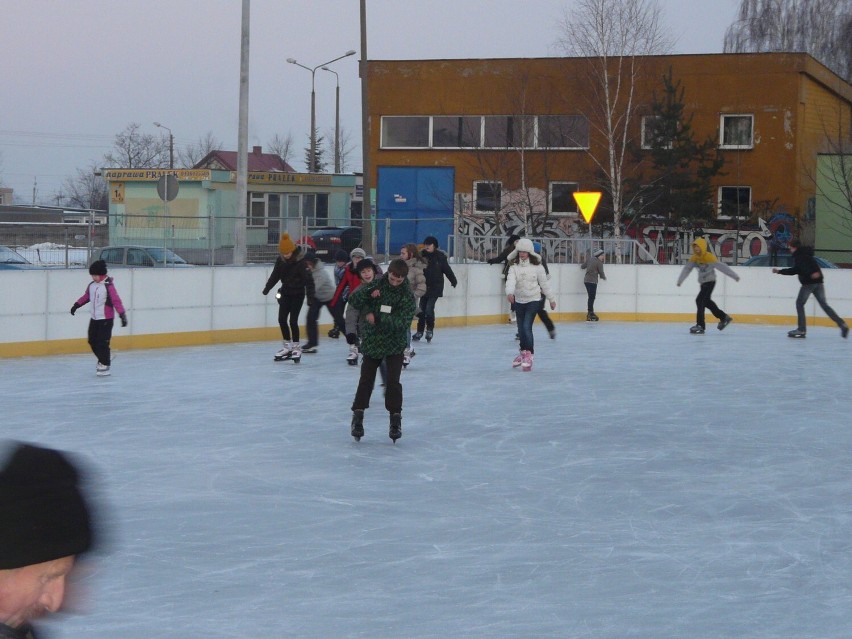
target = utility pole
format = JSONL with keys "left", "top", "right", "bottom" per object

{"left": 234, "top": 0, "right": 250, "bottom": 265}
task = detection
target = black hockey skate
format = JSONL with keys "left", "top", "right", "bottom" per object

{"left": 389, "top": 413, "right": 402, "bottom": 443}
{"left": 425, "top": 329, "right": 433, "bottom": 343}
{"left": 412, "top": 331, "right": 423, "bottom": 341}
{"left": 351, "top": 409, "right": 365, "bottom": 441}
{"left": 689, "top": 325, "right": 706, "bottom": 334}
{"left": 328, "top": 327, "right": 340, "bottom": 339}
{"left": 787, "top": 329, "right": 806, "bottom": 339}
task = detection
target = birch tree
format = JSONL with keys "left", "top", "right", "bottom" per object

{"left": 555, "top": 0, "right": 672, "bottom": 243}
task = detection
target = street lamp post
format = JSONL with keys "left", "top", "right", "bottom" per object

{"left": 321, "top": 66, "right": 341, "bottom": 173}
{"left": 153, "top": 122, "right": 174, "bottom": 169}
{"left": 286, "top": 50, "right": 355, "bottom": 173}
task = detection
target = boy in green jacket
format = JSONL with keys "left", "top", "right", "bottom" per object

{"left": 348, "top": 258, "right": 416, "bottom": 442}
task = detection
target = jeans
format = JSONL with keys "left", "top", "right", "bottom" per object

{"left": 416, "top": 296, "right": 439, "bottom": 332}
{"left": 795, "top": 283, "right": 844, "bottom": 331}
{"left": 514, "top": 299, "right": 542, "bottom": 353}
{"left": 585, "top": 282, "right": 597, "bottom": 313}
{"left": 695, "top": 281, "right": 726, "bottom": 328}
{"left": 352, "top": 353, "right": 404, "bottom": 414}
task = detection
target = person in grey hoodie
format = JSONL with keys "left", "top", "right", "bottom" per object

{"left": 581, "top": 248, "right": 607, "bottom": 321}
{"left": 301, "top": 251, "right": 338, "bottom": 352}
{"left": 676, "top": 237, "right": 740, "bottom": 334}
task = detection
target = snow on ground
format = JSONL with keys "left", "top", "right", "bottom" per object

{"left": 2, "top": 321, "right": 851, "bottom": 638}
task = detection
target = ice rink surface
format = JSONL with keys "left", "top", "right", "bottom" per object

{"left": 3, "top": 320, "right": 851, "bottom": 638}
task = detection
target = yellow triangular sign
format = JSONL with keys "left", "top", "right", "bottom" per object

{"left": 573, "top": 191, "right": 602, "bottom": 224}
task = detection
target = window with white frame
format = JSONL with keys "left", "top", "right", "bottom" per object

{"left": 641, "top": 115, "right": 673, "bottom": 149}
{"left": 720, "top": 114, "right": 753, "bottom": 149}
{"left": 718, "top": 186, "right": 751, "bottom": 218}
{"left": 474, "top": 181, "right": 502, "bottom": 212}
{"left": 538, "top": 115, "right": 589, "bottom": 149}
{"left": 550, "top": 182, "right": 579, "bottom": 214}
{"left": 248, "top": 193, "right": 267, "bottom": 227}
{"left": 381, "top": 116, "right": 430, "bottom": 148}
{"left": 432, "top": 116, "right": 481, "bottom": 148}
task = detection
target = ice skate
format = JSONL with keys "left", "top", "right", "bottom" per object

{"left": 96, "top": 362, "right": 111, "bottom": 377}
{"left": 300, "top": 343, "right": 318, "bottom": 353}
{"left": 425, "top": 329, "right": 433, "bottom": 343}
{"left": 787, "top": 329, "right": 806, "bottom": 339}
{"left": 412, "top": 331, "right": 423, "bottom": 341}
{"left": 521, "top": 350, "right": 533, "bottom": 372}
{"left": 841, "top": 323, "right": 849, "bottom": 339}
{"left": 403, "top": 348, "right": 415, "bottom": 368}
{"left": 548, "top": 328, "right": 556, "bottom": 339}
{"left": 351, "top": 409, "right": 365, "bottom": 441}
{"left": 586, "top": 312, "right": 595, "bottom": 322}
{"left": 389, "top": 413, "right": 402, "bottom": 443}
{"left": 347, "top": 344, "right": 359, "bottom": 365}
{"left": 289, "top": 345, "right": 302, "bottom": 364}
{"left": 328, "top": 327, "right": 340, "bottom": 339}
{"left": 273, "top": 342, "right": 292, "bottom": 361}
{"left": 717, "top": 315, "right": 732, "bottom": 331}
{"left": 689, "top": 325, "right": 705, "bottom": 334}
{"left": 508, "top": 311, "right": 516, "bottom": 323}
{"left": 512, "top": 351, "right": 524, "bottom": 368}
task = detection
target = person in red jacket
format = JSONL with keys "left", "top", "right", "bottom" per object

{"left": 70, "top": 259, "right": 127, "bottom": 376}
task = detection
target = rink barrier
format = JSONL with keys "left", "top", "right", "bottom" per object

{"left": 1, "top": 264, "right": 850, "bottom": 358}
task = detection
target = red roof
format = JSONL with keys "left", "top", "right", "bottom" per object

{"left": 193, "top": 146, "right": 296, "bottom": 172}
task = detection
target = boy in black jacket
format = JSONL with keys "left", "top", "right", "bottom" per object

{"left": 773, "top": 239, "right": 848, "bottom": 339}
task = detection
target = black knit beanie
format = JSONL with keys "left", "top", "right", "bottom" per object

{"left": 0, "top": 443, "right": 94, "bottom": 569}
{"left": 88, "top": 260, "right": 107, "bottom": 276}
{"left": 423, "top": 236, "right": 439, "bottom": 248}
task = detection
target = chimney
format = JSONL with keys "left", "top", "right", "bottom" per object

{"left": 252, "top": 146, "right": 262, "bottom": 155}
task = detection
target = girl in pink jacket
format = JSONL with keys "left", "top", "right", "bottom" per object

{"left": 70, "top": 260, "right": 127, "bottom": 376}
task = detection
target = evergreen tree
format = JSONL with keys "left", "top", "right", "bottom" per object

{"left": 303, "top": 130, "right": 328, "bottom": 173}
{"left": 634, "top": 67, "right": 725, "bottom": 223}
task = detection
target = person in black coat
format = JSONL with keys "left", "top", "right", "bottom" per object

{"left": 414, "top": 235, "right": 457, "bottom": 342}
{"left": 262, "top": 233, "right": 316, "bottom": 360}
{"left": 773, "top": 239, "right": 848, "bottom": 339}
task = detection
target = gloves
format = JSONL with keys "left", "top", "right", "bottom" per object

{"left": 487, "top": 258, "right": 497, "bottom": 265}
{"left": 262, "top": 287, "right": 270, "bottom": 296}
{"left": 120, "top": 313, "right": 128, "bottom": 327}
{"left": 70, "top": 303, "right": 80, "bottom": 316}
{"left": 452, "top": 283, "right": 457, "bottom": 288}
{"left": 307, "top": 297, "right": 317, "bottom": 308}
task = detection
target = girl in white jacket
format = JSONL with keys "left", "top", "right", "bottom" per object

{"left": 505, "top": 238, "right": 556, "bottom": 371}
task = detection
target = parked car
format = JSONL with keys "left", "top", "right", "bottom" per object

{"left": 740, "top": 254, "right": 838, "bottom": 268}
{"left": 310, "top": 226, "right": 363, "bottom": 262}
{"left": 0, "top": 245, "right": 43, "bottom": 270}
{"left": 97, "top": 245, "right": 191, "bottom": 267}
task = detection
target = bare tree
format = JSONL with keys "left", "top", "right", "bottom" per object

{"left": 178, "top": 131, "right": 221, "bottom": 168}
{"left": 267, "top": 132, "right": 295, "bottom": 167}
{"left": 103, "top": 123, "right": 169, "bottom": 168}
{"left": 555, "top": 0, "right": 673, "bottom": 244}
{"left": 724, "top": 0, "right": 851, "bottom": 82}
{"left": 60, "top": 162, "right": 108, "bottom": 210}
{"left": 323, "top": 126, "right": 357, "bottom": 173}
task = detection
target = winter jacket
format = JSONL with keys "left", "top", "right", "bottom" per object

{"left": 422, "top": 249, "right": 457, "bottom": 297}
{"left": 581, "top": 256, "right": 607, "bottom": 284}
{"left": 75, "top": 276, "right": 126, "bottom": 320}
{"left": 404, "top": 257, "right": 428, "bottom": 298}
{"left": 677, "top": 260, "right": 739, "bottom": 285}
{"left": 331, "top": 263, "right": 363, "bottom": 307}
{"left": 777, "top": 247, "right": 824, "bottom": 285}
{"left": 310, "top": 263, "right": 336, "bottom": 303}
{"left": 263, "top": 247, "right": 316, "bottom": 301}
{"left": 0, "top": 621, "right": 36, "bottom": 639}
{"left": 506, "top": 258, "right": 554, "bottom": 305}
{"left": 347, "top": 276, "right": 416, "bottom": 359}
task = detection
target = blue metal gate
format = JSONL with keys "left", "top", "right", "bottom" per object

{"left": 376, "top": 166, "right": 455, "bottom": 255}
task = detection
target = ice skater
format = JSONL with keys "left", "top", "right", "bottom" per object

{"left": 70, "top": 259, "right": 127, "bottom": 376}
{"left": 399, "top": 243, "right": 427, "bottom": 367}
{"left": 348, "top": 258, "right": 416, "bottom": 442}
{"left": 581, "top": 248, "right": 607, "bottom": 321}
{"left": 301, "top": 251, "right": 336, "bottom": 353}
{"left": 772, "top": 239, "right": 849, "bottom": 339}
{"left": 488, "top": 233, "right": 521, "bottom": 323}
{"left": 676, "top": 237, "right": 739, "bottom": 334}
{"left": 344, "top": 258, "right": 379, "bottom": 366}
{"left": 414, "top": 236, "right": 457, "bottom": 343}
{"left": 505, "top": 238, "right": 556, "bottom": 371}
{"left": 262, "top": 233, "right": 315, "bottom": 362}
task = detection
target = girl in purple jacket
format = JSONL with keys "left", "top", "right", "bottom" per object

{"left": 70, "top": 259, "right": 127, "bottom": 376}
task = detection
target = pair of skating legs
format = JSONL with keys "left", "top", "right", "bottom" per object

{"left": 351, "top": 354, "right": 404, "bottom": 442}
{"left": 788, "top": 284, "right": 849, "bottom": 339}
{"left": 585, "top": 282, "right": 599, "bottom": 321}
{"left": 689, "top": 282, "right": 732, "bottom": 334}
{"left": 413, "top": 297, "right": 438, "bottom": 342}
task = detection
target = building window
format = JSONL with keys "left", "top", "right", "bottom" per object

{"left": 248, "top": 193, "right": 267, "bottom": 227}
{"left": 474, "top": 181, "right": 502, "bottom": 212}
{"left": 381, "top": 116, "right": 429, "bottom": 148}
{"left": 718, "top": 186, "right": 751, "bottom": 218}
{"left": 483, "top": 116, "right": 534, "bottom": 148}
{"left": 641, "top": 115, "right": 672, "bottom": 150}
{"left": 432, "top": 116, "right": 481, "bottom": 148}
{"left": 550, "top": 182, "right": 579, "bottom": 214}
{"left": 720, "top": 114, "right": 753, "bottom": 149}
{"left": 538, "top": 115, "right": 589, "bottom": 149}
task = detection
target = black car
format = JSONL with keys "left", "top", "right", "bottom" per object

{"left": 310, "top": 226, "right": 362, "bottom": 262}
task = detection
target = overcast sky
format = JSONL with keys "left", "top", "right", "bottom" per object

{"left": 1, "top": 0, "right": 741, "bottom": 205}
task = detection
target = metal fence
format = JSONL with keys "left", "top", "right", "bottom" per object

{"left": 2, "top": 215, "right": 655, "bottom": 267}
